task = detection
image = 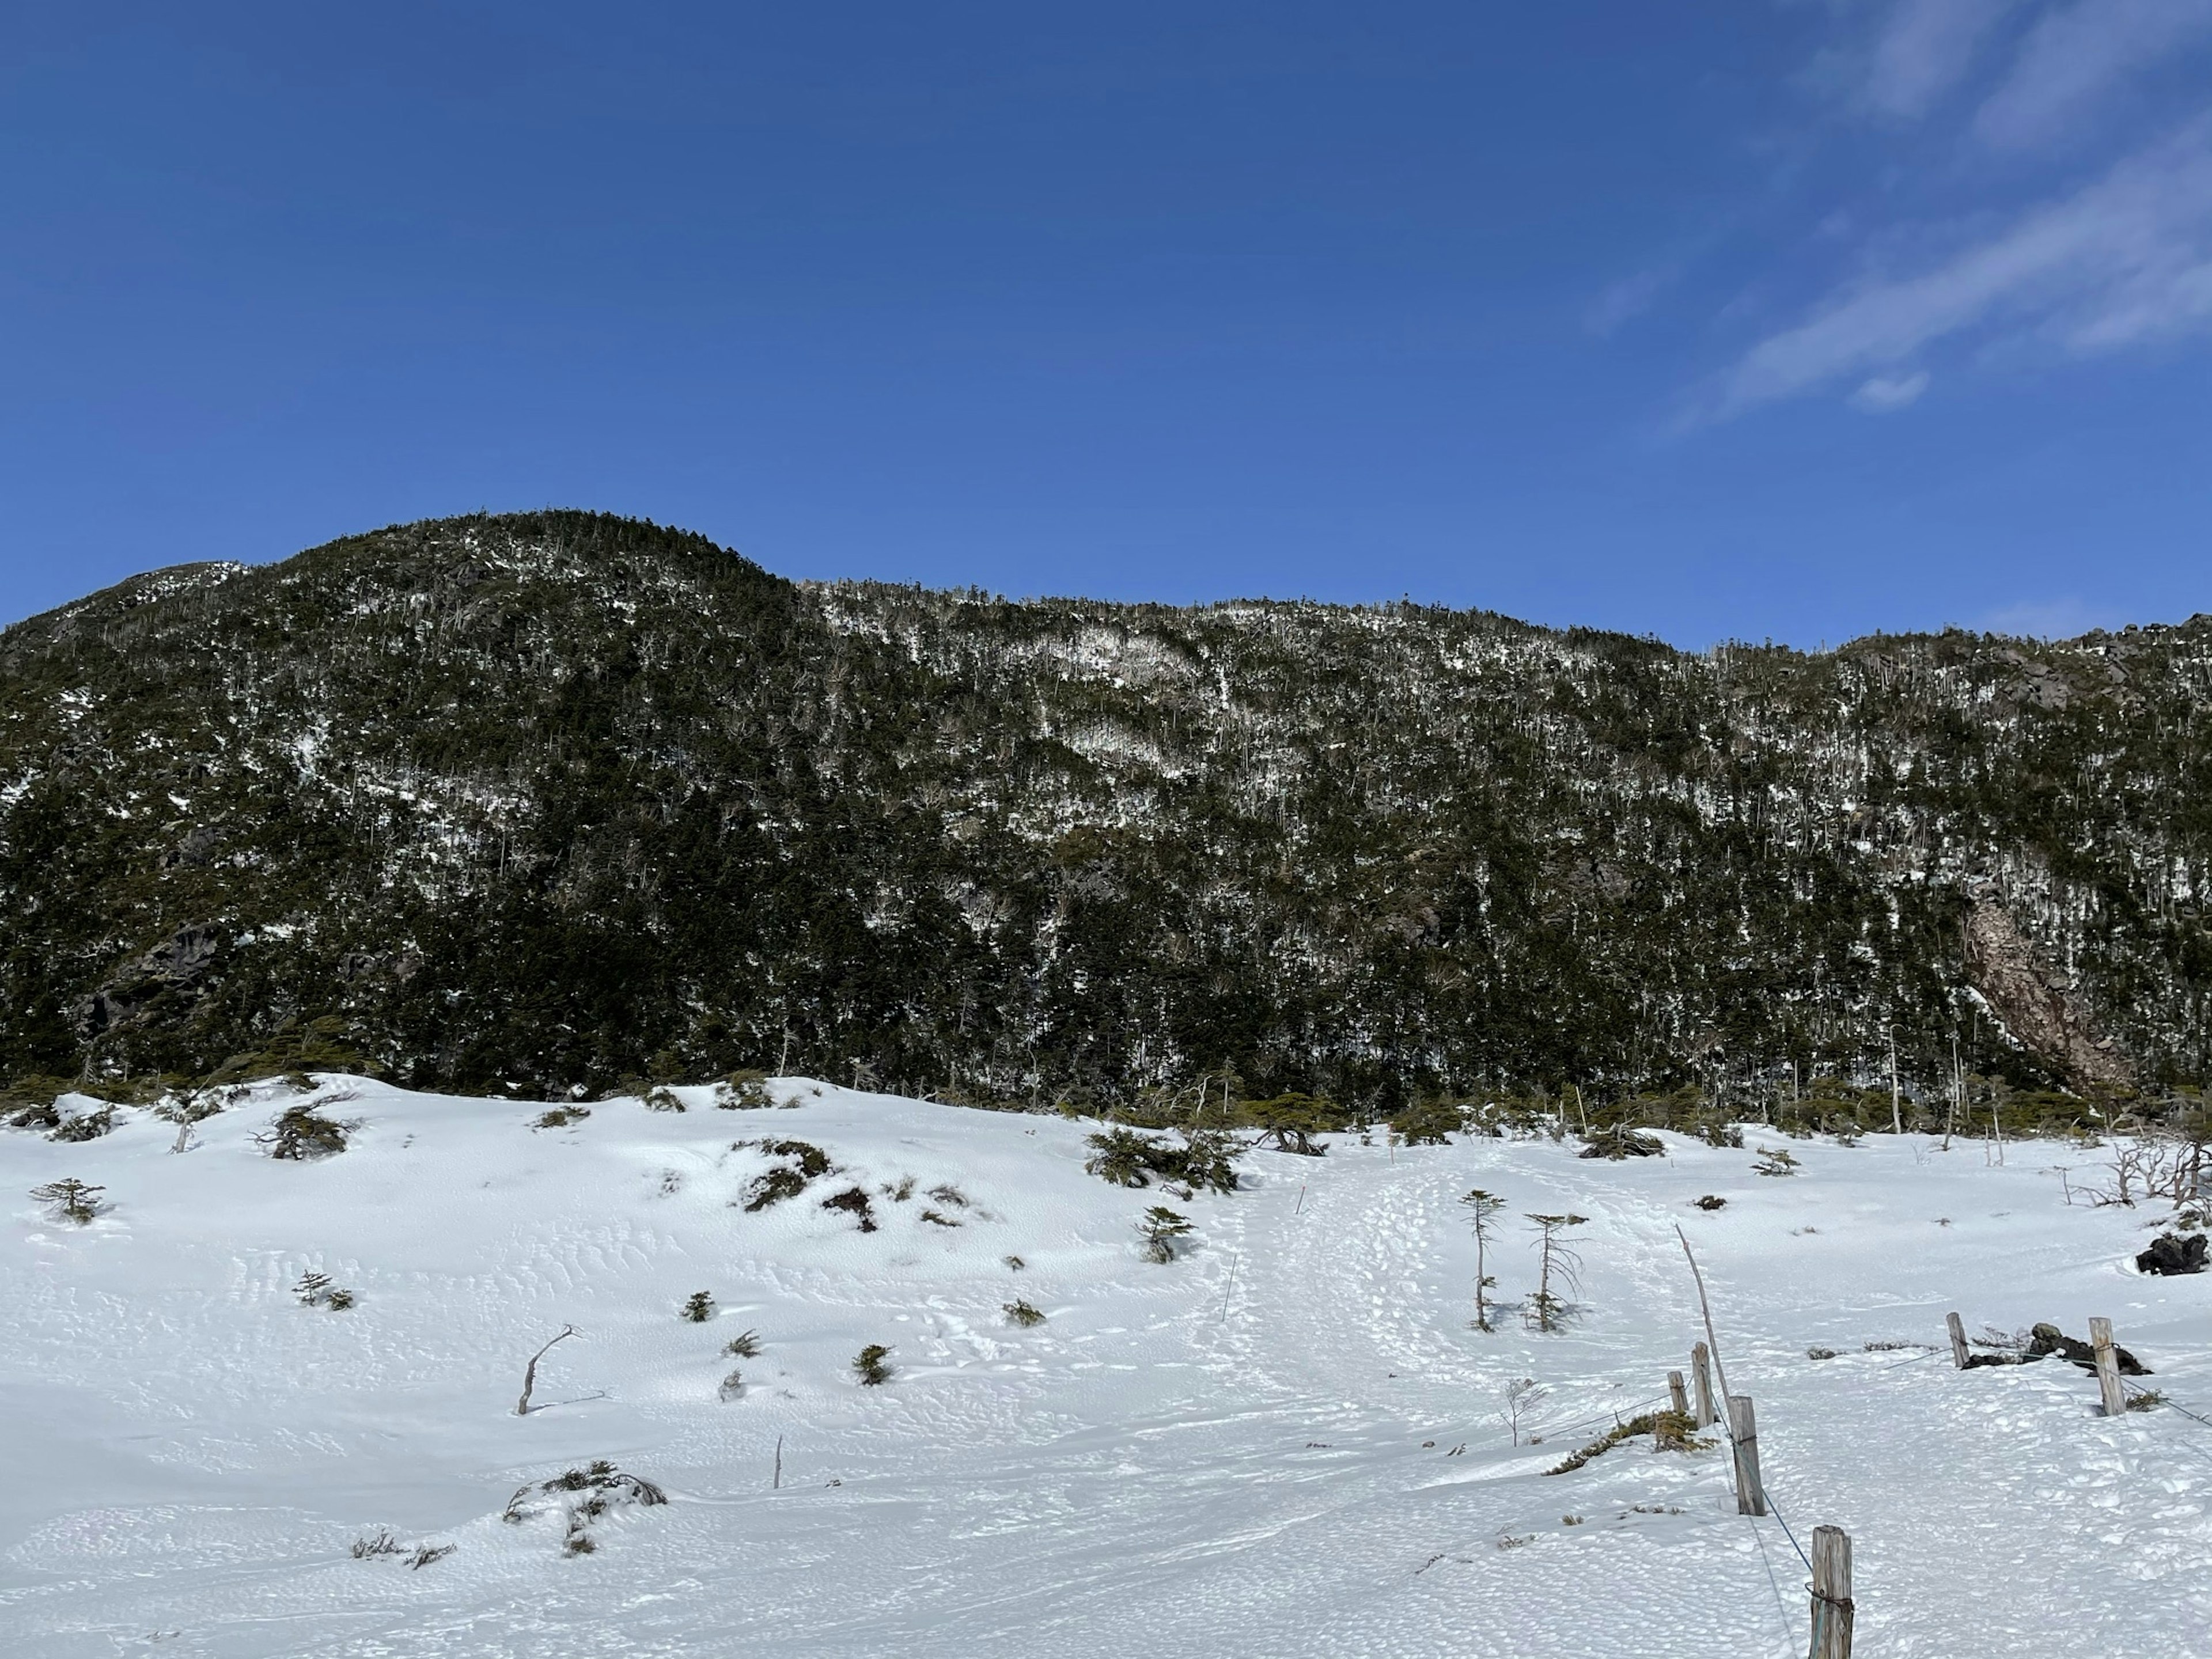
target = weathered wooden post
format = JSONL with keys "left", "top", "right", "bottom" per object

{"left": 1728, "top": 1395, "right": 1766, "bottom": 1516}
{"left": 1946, "top": 1311, "right": 1969, "bottom": 1370}
{"left": 1810, "top": 1525, "right": 1854, "bottom": 1658}
{"left": 2089, "top": 1317, "right": 2127, "bottom": 1417}
{"left": 1691, "top": 1341, "right": 1717, "bottom": 1426}
{"left": 1668, "top": 1369, "right": 1690, "bottom": 1419}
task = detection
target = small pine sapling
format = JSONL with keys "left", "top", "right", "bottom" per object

{"left": 1752, "top": 1146, "right": 1801, "bottom": 1177}
{"left": 1524, "top": 1213, "right": 1588, "bottom": 1333}
{"left": 852, "top": 1343, "right": 894, "bottom": 1386}
{"left": 257, "top": 1104, "right": 351, "bottom": 1160}
{"left": 1460, "top": 1187, "right": 1508, "bottom": 1331}
{"left": 29, "top": 1178, "right": 104, "bottom": 1225}
{"left": 1004, "top": 1298, "right": 1046, "bottom": 1327}
{"left": 680, "top": 1291, "right": 715, "bottom": 1323}
{"left": 294, "top": 1270, "right": 357, "bottom": 1309}
{"left": 1139, "top": 1205, "right": 1193, "bottom": 1263}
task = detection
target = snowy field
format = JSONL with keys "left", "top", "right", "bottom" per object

{"left": 4, "top": 1079, "right": 2209, "bottom": 1658}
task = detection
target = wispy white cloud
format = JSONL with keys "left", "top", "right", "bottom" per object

{"left": 1849, "top": 369, "right": 1933, "bottom": 409}
{"left": 1585, "top": 264, "right": 1682, "bottom": 336}
{"left": 1863, "top": 0, "right": 2024, "bottom": 118}
{"left": 1711, "top": 117, "right": 2212, "bottom": 415}
{"left": 1976, "top": 0, "right": 2212, "bottom": 147}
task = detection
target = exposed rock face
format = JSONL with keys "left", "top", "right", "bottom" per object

{"left": 2136, "top": 1234, "right": 2209, "bottom": 1277}
{"left": 1964, "top": 900, "right": 2135, "bottom": 1093}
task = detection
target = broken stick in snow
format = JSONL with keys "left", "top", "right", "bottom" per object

{"left": 515, "top": 1324, "right": 579, "bottom": 1416}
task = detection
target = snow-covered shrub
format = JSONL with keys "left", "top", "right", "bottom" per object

{"left": 723, "top": 1328, "right": 761, "bottom": 1358}
{"left": 716, "top": 1070, "right": 775, "bottom": 1109}
{"left": 852, "top": 1344, "right": 894, "bottom": 1386}
{"left": 1692, "top": 1194, "right": 1727, "bottom": 1210}
{"left": 534, "top": 1105, "right": 590, "bottom": 1128}
{"left": 294, "top": 1271, "right": 356, "bottom": 1309}
{"left": 1751, "top": 1146, "right": 1800, "bottom": 1177}
{"left": 1578, "top": 1126, "right": 1662, "bottom": 1160}
{"left": 718, "top": 1368, "right": 745, "bottom": 1400}
{"left": 738, "top": 1139, "right": 832, "bottom": 1210}
{"left": 1084, "top": 1128, "right": 1240, "bottom": 1194}
{"left": 503, "top": 1461, "right": 667, "bottom": 1556}
{"left": 679, "top": 1290, "right": 715, "bottom": 1322}
{"left": 29, "top": 1177, "right": 104, "bottom": 1224}
{"left": 50, "top": 1104, "right": 120, "bottom": 1143}
{"left": 643, "top": 1086, "right": 685, "bottom": 1113}
{"left": 920, "top": 1207, "right": 960, "bottom": 1228}
{"left": 1389, "top": 1097, "right": 1464, "bottom": 1146}
{"left": 257, "top": 1104, "right": 351, "bottom": 1160}
{"left": 1004, "top": 1298, "right": 1046, "bottom": 1327}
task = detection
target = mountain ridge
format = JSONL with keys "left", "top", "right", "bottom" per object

{"left": 3, "top": 509, "right": 2207, "bottom": 1111}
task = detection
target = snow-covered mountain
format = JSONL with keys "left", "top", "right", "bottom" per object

{"left": 6, "top": 1078, "right": 2206, "bottom": 1656}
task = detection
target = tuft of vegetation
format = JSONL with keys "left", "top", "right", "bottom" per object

{"left": 2127, "top": 1389, "right": 2166, "bottom": 1412}
{"left": 919, "top": 1207, "right": 961, "bottom": 1228}
{"left": 643, "top": 1085, "right": 685, "bottom": 1112}
{"left": 29, "top": 1177, "right": 104, "bottom": 1224}
{"left": 1752, "top": 1146, "right": 1801, "bottom": 1177}
{"left": 1003, "top": 1298, "right": 1047, "bottom": 1327}
{"left": 535, "top": 1105, "right": 590, "bottom": 1128}
{"left": 680, "top": 1290, "right": 715, "bottom": 1323}
{"left": 852, "top": 1344, "right": 894, "bottom": 1386}
{"left": 257, "top": 1103, "right": 351, "bottom": 1160}
{"left": 351, "top": 1530, "right": 403, "bottom": 1559}
{"left": 718, "top": 1368, "right": 745, "bottom": 1400}
{"left": 1138, "top": 1205, "right": 1194, "bottom": 1263}
{"left": 738, "top": 1138, "right": 832, "bottom": 1210}
{"left": 1543, "top": 1409, "right": 1710, "bottom": 1475}
{"left": 821, "top": 1185, "right": 878, "bottom": 1230}
{"left": 723, "top": 1328, "right": 762, "bottom": 1358}
{"left": 1692, "top": 1194, "right": 1728, "bottom": 1210}
{"left": 1003, "top": 1253, "right": 1026, "bottom": 1270}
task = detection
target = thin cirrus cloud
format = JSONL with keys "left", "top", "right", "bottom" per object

{"left": 1974, "top": 0, "right": 2212, "bottom": 147}
{"left": 1710, "top": 117, "right": 2212, "bottom": 417}
{"left": 1862, "top": 0, "right": 2024, "bottom": 119}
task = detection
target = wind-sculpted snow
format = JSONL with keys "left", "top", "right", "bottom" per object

{"left": 5, "top": 1079, "right": 2210, "bottom": 1655}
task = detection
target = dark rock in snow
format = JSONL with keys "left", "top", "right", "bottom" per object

{"left": 2136, "top": 1234, "right": 2208, "bottom": 1276}
{"left": 2027, "top": 1322, "right": 2151, "bottom": 1376}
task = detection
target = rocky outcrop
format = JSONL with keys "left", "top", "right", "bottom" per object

{"left": 1963, "top": 900, "right": 2134, "bottom": 1093}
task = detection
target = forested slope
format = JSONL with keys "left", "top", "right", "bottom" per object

{"left": 2, "top": 510, "right": 2206, "bottom": 1111}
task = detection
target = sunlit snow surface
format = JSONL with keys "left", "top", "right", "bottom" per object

{"left": 4, "top": 1080, "right": 2209, "bottom": 1657}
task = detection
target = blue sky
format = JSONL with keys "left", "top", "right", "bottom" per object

{"left": 4, "top": 2, "right": 2209, "bottom": 646}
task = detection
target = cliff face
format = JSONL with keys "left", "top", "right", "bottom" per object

{"left": 2, "top": 510, "right": 2207, "bottom": 1107}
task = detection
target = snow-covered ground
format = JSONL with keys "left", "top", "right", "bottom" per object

{"left": 4, "top": 1080, "right": 2208, "bottom": 1657}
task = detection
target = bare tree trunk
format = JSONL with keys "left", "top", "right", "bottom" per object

{"left": 516, "top": 1325, "right": 578, "bottom": 1416}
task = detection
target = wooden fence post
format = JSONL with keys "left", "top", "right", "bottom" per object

{"left": 1691, "top": 1342, "right": 1717, "bottom": 1426}
{"left": 2089, "top": 1317, "right": 2126, "bottom": 1418}
{"left": 1728, "top": 1395, "right": 1766, "bottom": 1516}
{"left": 1810, "top": 1525, "right": 1854, "bottom": 1658}
{"left": 1946, "top": 1311, "right": 1969, "bottom": 1370}
{"left": 1668, "top": 1370, "right": 1689, "bottom": 1419}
